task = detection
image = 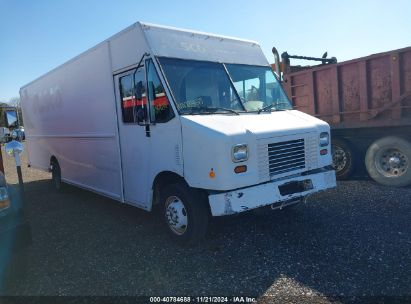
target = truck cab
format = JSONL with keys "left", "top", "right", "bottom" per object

{"left": 113, "top": 25, "right": 336, "bottom": 244}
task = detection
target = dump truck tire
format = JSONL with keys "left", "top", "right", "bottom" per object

{"left": 332, "top": 138, "right": 354, "bottom": 180}
{"left": 365, "top": 136, "right": 411, "bottom": 187}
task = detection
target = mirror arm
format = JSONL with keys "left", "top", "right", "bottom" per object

{"left": 133, "top": 52, "right": 150, "bottom": 79}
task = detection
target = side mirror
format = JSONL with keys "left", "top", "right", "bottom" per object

{"left": 5, "top": 110, "right": 18, "bottom": 128}
{"left": 5, "top": 140, "right": 24, "bottom": 157}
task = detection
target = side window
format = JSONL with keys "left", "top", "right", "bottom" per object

{"left": 146, "top": 60, "right": 174, "bottom": 123}
{"left": 119, "top": 69, "right": 147, "bottom": 123}
{"left": 119, "top": 74, "right": 134, "bottom": 123}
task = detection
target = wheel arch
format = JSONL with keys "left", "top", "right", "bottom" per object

{"left": 151, "top": 171, "right": 211, "bottom": 215}
{"left": 151, "top": 171, "right": 187, "bottom": 206}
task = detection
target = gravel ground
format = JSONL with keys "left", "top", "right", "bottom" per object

{"left": 2, "top": 144, "right": 411, "bottom": 302}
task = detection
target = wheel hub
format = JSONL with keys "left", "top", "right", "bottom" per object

{"left": 376, "top": 148, "right": 409, "bottom": 177}
{"left": 165, "top": 196, "right": 188, "bottom": 235}
{"left": 388, "top": 156, "right": 401, "bottom": 167}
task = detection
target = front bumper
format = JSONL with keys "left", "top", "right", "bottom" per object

{"left": 208, "top": 168, "right": 336, "bottom": 216}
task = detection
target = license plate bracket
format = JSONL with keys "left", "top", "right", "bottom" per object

{"left": 278, "top": 179, "right": 312, "bottom": 196}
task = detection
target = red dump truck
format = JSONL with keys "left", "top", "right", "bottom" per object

{"left": 273, "top": 46, "right": 411, "bottom": 187}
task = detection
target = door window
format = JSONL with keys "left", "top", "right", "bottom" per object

{"left": 119, "top": 69, "right": 147, "bottom": 123}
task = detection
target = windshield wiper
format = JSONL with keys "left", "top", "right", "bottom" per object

{"left": 257, "top": 102, "right": 291, "bottom": 114}
{"left": 180, "top": 106, "right": 239, "bottom": 115}
{"left": 257, "top": 104, "right": 275, "bottom": 114}
{"left": 203, "top": 106, "right": 239, "bottom": 115}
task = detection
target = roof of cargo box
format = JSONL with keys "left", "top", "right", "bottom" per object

{"left": 21, "top": 22, "right": 269, "bottom": 90}
{"left": 138, "top": 22, "right": 269, "bottom": 66}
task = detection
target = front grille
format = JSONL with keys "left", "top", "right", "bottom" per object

{"left": 268, "top": 139, "right": 305, "bottom": 176}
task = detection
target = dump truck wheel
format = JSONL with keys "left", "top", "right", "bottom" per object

{"left": 365, "top": 136, "right": 411, "bottom": 187}
{"left": 332, "top": 139, "right": 354, "bottom": 180}
{"left": 51, "top": 159, "right": 63, "bottom": 191}
{"left": 160, "top": 182, "right": 209, "bottom": 246}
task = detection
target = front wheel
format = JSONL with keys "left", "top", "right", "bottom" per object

{"left": 160, "top": 182, "right": 209, "bottom": 246}
{"left": 365, "top": 136, "right": 411, "bottom": 187}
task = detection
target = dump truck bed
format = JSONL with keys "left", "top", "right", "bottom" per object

{"left": 282, "top": 46, "right": 411, "bottom": 129}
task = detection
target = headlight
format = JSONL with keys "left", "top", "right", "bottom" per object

{"left": 319, "top": 132, "right": 329, "bottom": 147}
{"left": 232, "top": 144, "right": 248, "bottom": 162}
{"left": 0, "top": 187, "right": 10, "bottom": 210}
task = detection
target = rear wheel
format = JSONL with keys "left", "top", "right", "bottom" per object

{"left": 365, "top": 136, "right": 411, "bottom": 187}
{"left": 160, "top": 182, "right": 209, "bottom": 246}
{"left": 332, "top": 138, "right": 354, "bottom": 180}
{"left": 51, "top": 159, "right": 63, "bottom": 191}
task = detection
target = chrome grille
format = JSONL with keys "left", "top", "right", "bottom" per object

{"left": 268, "top": 139, "right": 305, "bottom": 176}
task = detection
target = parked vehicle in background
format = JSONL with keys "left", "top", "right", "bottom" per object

{"left": 0, "top": 109, "right": 31, "bottom": 292}
{"left": 20, "top": 22, "right": 336, "bottom": 245}
{"left": 273, "top": 46, "right": 411, "bottom": 187}
{"left": 1, "top": 107, "right": 23, "bottom": 143}
{"left": 11, "top": 126, "right": 25, "bottom": 141}
{"left": 0, "top": 128, "right": 11, "bottom": 143}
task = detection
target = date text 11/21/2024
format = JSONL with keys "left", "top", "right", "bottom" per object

{"left": 149, "top": 296, "right": 257, "bottom": 303}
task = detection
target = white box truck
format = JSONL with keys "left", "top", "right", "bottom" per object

{"left": 20, "top": 22, "right": 336, "bottom": 245}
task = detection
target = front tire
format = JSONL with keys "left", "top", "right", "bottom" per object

{"left": 160, "top": 182, "right": 209, "bottom": 246}
{"left": 365, "top": 136, "right": 411, "bottom": 187}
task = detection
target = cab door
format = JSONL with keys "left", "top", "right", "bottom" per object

{"left": 114, "top": 67, "right": 151, "bottom": 209}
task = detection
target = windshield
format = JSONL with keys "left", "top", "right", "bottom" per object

{"left": 225, "top": 64, "right": 292, "bottom": 112}
{"left": 158, "top": 57, "right": 292, "bottom": 115}
{"left": 158, "top": 58, "right": 244, "bottom": 115}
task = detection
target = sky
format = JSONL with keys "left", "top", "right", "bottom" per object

{"left": 1, "top": 0, "right": 410, "bottom": 102}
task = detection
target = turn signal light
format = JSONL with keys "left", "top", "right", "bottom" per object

{"left": 320, "top": 149, "right": 328, "bottom": 155}
{"left": 234, "top": 165, "right": 247, "bottom": 174}
{"left": 209, "top": 169, "right": 216, "bottom": 178}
